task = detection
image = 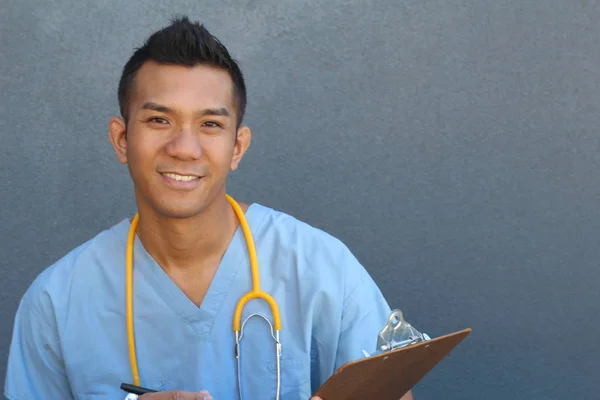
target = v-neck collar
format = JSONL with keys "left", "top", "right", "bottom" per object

{"left": 130, "top": 203, "right": 261, "bottom": 337}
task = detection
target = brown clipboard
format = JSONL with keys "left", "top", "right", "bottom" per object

{"left": 313, "top": 328, "right": 472, "bottom": 400}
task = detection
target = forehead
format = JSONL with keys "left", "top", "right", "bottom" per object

{"left": 130, "top": 61, "right": 236, "bottom": 112}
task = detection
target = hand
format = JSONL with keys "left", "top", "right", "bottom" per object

{"left": 310, "top": 397, "right": 323, "bottom": 400}
{"left": 139, "top": 390, "right": 213, "bottom": 400}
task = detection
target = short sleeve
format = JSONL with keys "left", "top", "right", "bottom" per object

{"left": 4, "top": 281, "right": 73, "bottom": 400}
{"left": 334, "top": 263, "right": 392, "bottom": 371}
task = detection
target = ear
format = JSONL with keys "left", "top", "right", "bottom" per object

{"left": 230, "top": 126, "right": 252, "bottom": 171}
{"left": 108, "top": 117, "right": 128, "bottom": 164}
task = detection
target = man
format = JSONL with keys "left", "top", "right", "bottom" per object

{"left": 4, "top": 17, "right": 413, "bottom": 400}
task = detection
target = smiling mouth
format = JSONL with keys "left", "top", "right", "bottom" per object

{"left": 161, "top": 172, "right": 201, "bottom": 182}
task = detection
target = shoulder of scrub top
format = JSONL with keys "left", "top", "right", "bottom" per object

{"left": 252, "top": 204, "right": 377, "bottom": 294}
{"left": 15, "top": 219, "right": 128, "bottom": 325}
{"left": 253, "top": 204, "right": 364, "bottom": 262}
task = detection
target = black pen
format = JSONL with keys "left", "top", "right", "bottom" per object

{"left": 121, "top": 383, "right": 158, "bottom": 395}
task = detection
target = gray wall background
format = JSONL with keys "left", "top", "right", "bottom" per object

{"left": 1, "top": 0, "right": 599, "bottom": 399}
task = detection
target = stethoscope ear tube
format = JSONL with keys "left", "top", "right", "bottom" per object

{"left": 235, "top": 313, "right": 282, "bottom": 400}
{"left": 125, "top": 195, "right": 282, "bottom": 400}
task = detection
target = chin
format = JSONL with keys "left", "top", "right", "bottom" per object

{"left": 151, "top": 201, "right": 210, "bottom": 219}
{"left": 158, "top": 206, "right": 208, "bottom": 219}
{"left": 140, "top": 190, "right": 223, "bottom": 219}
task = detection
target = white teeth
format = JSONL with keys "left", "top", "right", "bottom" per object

{"left": 163, "top": 173, "right": 198, "bottom": 182}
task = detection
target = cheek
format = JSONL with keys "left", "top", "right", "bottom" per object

{"left": 127, "top": 145, "right": 150, "bottom": 170}
{"left": 201, "top": 138, "right": 235, "bottom": 167}
{"left": 126, "top": 134, "right": 162, "bottom": 176}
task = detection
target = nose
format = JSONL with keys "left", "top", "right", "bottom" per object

{"left": 164, "top": 125, "right": 202, "bottom": 161}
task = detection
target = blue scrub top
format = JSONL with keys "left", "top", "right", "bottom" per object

{"left": 5, "top": 203, "right": 392, "bottom": 400}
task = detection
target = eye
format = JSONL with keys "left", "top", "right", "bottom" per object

{"left": 147, "top": 117, "right": 169, "bottom": 125}
{"left": 203, "top": 121, "right": 223, "bottom": 128}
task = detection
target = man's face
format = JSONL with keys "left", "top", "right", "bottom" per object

{"left": 110, "top": 61, "right": 250, "bottom": 219}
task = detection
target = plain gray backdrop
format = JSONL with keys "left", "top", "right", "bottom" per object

{"left": 2, "top": 1, "right": 599, "bottom": 399}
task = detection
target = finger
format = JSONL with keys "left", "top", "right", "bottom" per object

{"left": 197, "top": 391, "right": 213, "bottom": 400}
{"left": 310, "top": 397, "right": 323, "bottom": 400}
{"left": 139, "top": 390, "right": 213, "bottom": 400}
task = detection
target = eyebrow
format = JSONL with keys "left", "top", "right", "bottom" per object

{"left": 140, "top": 102, "right": 230, "bottom": 117}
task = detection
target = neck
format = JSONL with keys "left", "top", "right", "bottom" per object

{"left": 135, "top": 196, "right": 249, "bottom": 273}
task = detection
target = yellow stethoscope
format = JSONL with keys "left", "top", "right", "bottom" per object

{"left": 125, "top": 194, "right": 282, "bottom": 399}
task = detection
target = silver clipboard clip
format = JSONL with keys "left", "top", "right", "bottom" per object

{"left": 362, "top": 309, "right": 431, "bottom": 358}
